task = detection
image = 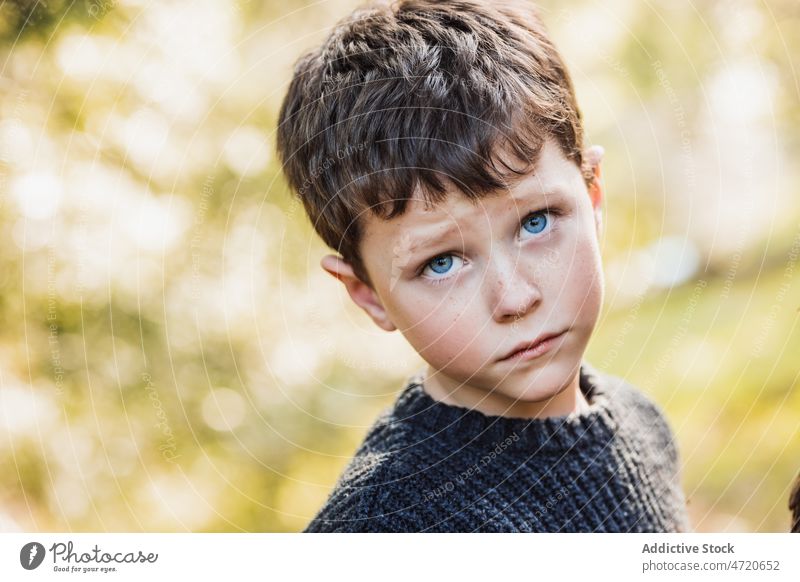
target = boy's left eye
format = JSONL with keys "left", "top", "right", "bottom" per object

{"left": 522, "top": 210, "right": 549, "bottom": 235}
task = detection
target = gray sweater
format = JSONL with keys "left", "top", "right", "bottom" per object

{"left": 305, "top": 361, "right": 691, "bottom": 532}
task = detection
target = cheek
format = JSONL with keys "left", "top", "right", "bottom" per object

{"left": 392, "top": 290, "right": 483, "bottom": 369}
{"left": 561, "top": 235, "right": 604, "bottom": 323}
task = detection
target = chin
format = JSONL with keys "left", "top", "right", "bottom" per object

{"left": 509, "top": 360, "right": 580, "bottom": 400}
{"left": 513, "top": 385, "right": 568, "bottom": 404}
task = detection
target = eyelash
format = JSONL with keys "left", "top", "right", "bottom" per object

{"left": 416, "top": 207, "right": 563, "bottom": 282}
{"left": 426, "top": 273, "right": 453, "bottom": 287}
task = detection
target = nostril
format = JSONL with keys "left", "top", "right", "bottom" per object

{"left": 493, "top": 287, "right": 540, "bottom": 322}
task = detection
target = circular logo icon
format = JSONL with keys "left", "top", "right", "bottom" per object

{"left": 20, "top": 542, "right": 46, "bottom": 570}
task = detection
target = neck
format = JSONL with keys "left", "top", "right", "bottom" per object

{"left": 422, "top": 366, "right": 590, "bottom": 420}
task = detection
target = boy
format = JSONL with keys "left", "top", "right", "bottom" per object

{"left": 277, "top": 0, "right": 690, "bottom": 532}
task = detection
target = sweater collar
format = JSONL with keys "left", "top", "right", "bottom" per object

{"left": 390, "top": 360, "right": 620, "bottom": 453}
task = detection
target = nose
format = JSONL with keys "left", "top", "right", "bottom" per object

{"left": 486, "top": 249, "right": 542, "bottom": 322}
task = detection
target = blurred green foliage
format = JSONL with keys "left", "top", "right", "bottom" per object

{"left": 0, "top": 0, "right": 797, "bottom": 532}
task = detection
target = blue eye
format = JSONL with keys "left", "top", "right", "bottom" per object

{"left": 420, "top": 254, "right": 464, "bottom": 280}
{"left": 429, "top": 255, "right": 453, "bottom": 274}
{"left": 523, "top": 211, "right": 548, "bottom": 234}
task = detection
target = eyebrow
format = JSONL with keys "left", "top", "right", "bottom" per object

{"left": 404, "top": 186, "right": 566, "bottom": 253}
{"left": 406, "top": 224, "right": 462, "bottom": 253}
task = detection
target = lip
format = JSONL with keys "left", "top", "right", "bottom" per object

{"left": 498, "top": 330, "right": 567, "bottom": 362}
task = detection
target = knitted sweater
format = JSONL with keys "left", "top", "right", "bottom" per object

{"left": 304, "top": 361, "right": 691, "bottom": 532}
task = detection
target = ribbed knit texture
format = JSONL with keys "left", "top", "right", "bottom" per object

{"left": 304, "top": 361, "right": 691, "bottom": 532}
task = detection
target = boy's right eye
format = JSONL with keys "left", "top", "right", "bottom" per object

{"left": 420, "top": 254, "right": 464, "bottom": 281}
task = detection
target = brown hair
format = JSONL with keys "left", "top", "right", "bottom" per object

{"left": 277, "top": 0, "right": 587, "bottom": 288}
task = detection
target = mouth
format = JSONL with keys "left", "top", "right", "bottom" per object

{"left": 498, "top": 329, "right": 568, "bottom": 362}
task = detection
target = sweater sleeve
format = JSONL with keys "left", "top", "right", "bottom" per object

{"left": 303, "top": 447, "right": 390, "bottom": 532}
{"left": 304, "top": 474, "right": 433, "bottom": 532}
{"left": 303, "top": 448, "right": 431, "bottom": 532}
{"left": 304, "top": 488, "right": 388, "bottom": 532}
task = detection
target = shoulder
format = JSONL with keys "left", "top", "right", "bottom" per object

{"left": 591, "top": 365, "right": 680, "bottom": 463}
{"left": 605, "top": 371, "right": 671, "bottom": 424}
{"left": 303, "top": 408, "right": 440, "bottom": 532}
{"left": 590, "top": 364, "right": 672, "bottom": 427}
{"left": 303, "top": 452, "right": 398, "bottom": 533}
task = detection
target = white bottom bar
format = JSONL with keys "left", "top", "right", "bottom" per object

{"left": 1, "top": 533, "right": 798, "bottom": 581}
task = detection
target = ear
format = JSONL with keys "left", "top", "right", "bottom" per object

{"left": 584, "top": 145, "right": 604, "bottom": 239}
{"left": 320, "top": 254, "right": 397, "bottom": 332}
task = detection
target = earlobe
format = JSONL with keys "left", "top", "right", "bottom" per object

{"left": 320, "top": 254, "right": 397, "bottom": 332}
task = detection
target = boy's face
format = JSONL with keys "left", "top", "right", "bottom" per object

{"left": 322, "top": 138, "right": 605, "bottom": 407}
